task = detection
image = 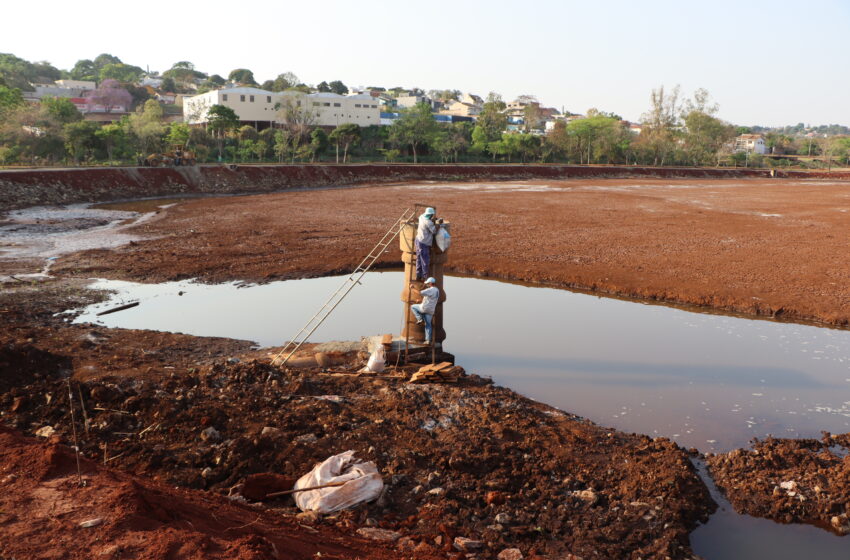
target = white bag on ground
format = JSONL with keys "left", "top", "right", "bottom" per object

{"left": 293, "top": 450, "right": 384, "bottom": 513}
{"left": 435, "top": 226, "right": 451, "bottom": 252}
{"left": 366, "top": 344, "right": 386, "bottom": 373}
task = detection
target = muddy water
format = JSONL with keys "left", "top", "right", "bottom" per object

{"left": 75, "top": 271, "right": 850, "bottom": 453}
{"left": 74, "top": 271, "right": 850, "bottom": 558}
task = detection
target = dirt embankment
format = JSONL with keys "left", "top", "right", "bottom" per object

{"left": 1, "top": 284, "right": 714, "bottom": 559}
{"left": 5, "top": 163, "right": 844, "bottom": 211}
{"left": 707, "top": 435, "right": 850, "bottom": 535}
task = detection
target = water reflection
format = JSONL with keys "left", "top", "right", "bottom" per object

{"left": 74, "top": 272, "right": 850, "bottom": 453}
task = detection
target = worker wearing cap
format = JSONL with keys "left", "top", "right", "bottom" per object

{"left": 415, "top": 207, "right": 438, "bottom": 280}
{"left": 410, "top": 277, "right": 439, "bottom": 345}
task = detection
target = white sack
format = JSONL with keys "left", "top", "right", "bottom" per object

{"left": 366, "top": 344, "right": 386, "bottom": 373}
{"left": 294, "top": 450, "right": 384, "bottom": 513}
{"left": 435, "top": 226, "right": 451, "bottom": 252}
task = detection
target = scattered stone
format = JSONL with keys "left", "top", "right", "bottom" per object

{"left": 200, "top": 427, "right": 220, "bottom": 442}
{"left": 494, "top": 512, "right": 511, "bottom": 524}
{"left": 453, "top": 536, "right": 484, "bottom": 552}
{"left": 396, "top": 536, "right": 417, "bottom": 552}
{"left": 79, "top": 518, "right": 103, "bottom": 528}
{"left": 427, "top": 487, "right": 444, "bottom": 496}
{"left": 295, "top": 510, "right": 321, "bottom": 524}
{"left": 497, "top": 548, "right": 523, "bottom": 560}
{"left": 201, "top": 468, "right": 213, "bottom": 478}
{"left": 35, "top": 426, "right": 55, "bottom": 438}
{"left": 573, "top": 489, "right": 598, "bottom": 505}
{"left": 295, "top": 433, "right": 318, "bottom": 444}
{"left": 260, "top": 426, "right": 281, "bottom": 437}
{"left": 486, "top": 490, "right": 506, "bottom": 505}
{"left": 830, "top": 514, "right": 850, "bottom": 535}
{"left": 356, "top": 527, "right": 401, "bottom": 542}
{"left": 779, "top": 480, "right": 797, "bottom": 491}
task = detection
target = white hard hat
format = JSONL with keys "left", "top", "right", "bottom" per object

{"left": 425, "top": 277, "right": 436, "bottom": 284}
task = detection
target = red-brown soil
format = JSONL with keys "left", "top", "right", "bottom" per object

{"left": 47, "top": 177, "right": 850, "bottom": 327}
{"left": 1, "top": 284, "right": 713, "bottom": 559}
{"left": 706, "top": 435, "right": 850, "bottom": 534}
{"left": 0, "top": 426, "right": 404, "bottom": 560}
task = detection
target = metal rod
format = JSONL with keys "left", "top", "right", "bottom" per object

{"left": 66, "top": 380, "right": 84, "bottom": 487}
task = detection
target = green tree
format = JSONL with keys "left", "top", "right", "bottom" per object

{"left": 41, "top": 96, "right": 82, "bottom": 124}
{"left": 63, "top": 121, "right": 99, "bottom": 164}
{"left": 69, "top": 59, "right": 97, "bottom": 81}
{"left": 638, "top": 85, "right": 682, "bottom": 166}
{"left": 228, "top": 69, "right": 256, "bottom": 85}
{"left": 127, "top": 99, "right": 165, "bottom": 156}
{"left": 99, "top": 63, "right": 144, "bottom": 83}
{"left": 328, "top": 80, "right": 348, "bottom": 95}
{"left": 166, "top": 122, "right": 190, "bottom": 147}
{"left": 206, "top": 104, "right": 240, "bottom": 160}
{"left": 472, "top": 99, "right": 508, "bottom": 154}
{"left": 316, "top": 81, "right": 331, "bottom": 93}
{"left": 329, "top": 123, "right": 361, "bottom": 163}
{"left": 0, "top": 85, "right": 24, "bottom": 120}
{"left": 310, "top": 128, "right": 328, "bottom": 162}
{"left": 389, "top": 102, "right": 437, "bottom": 163}
{"left": 682, "top": 110, "right": 734, "bottom": 166}
{"left": 95, "top": 123, "right": 127, "bottom": 162}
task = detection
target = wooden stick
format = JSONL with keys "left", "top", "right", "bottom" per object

{"left": 265, "top": 480, "right": 346, "bottom": 498}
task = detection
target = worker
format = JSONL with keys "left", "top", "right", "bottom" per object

{"left": 410, "top": 277, "right": 439, "bottom": 345}
{"left": 415, "top": 207, "right": 438, "bottom": 280}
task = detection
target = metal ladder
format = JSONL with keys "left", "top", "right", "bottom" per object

{"left": 270, "top": 207, "right": 416, "bottom": 366}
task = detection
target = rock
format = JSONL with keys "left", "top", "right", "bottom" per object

{"left": 831, "top": 515, "right": 850, "bottom": 535}
{"left": 573, "top": 489, "right": 598, "bottom": 505}
{"left": 497, "top": 548, "right": 523, "bottom": 560}
{"left": 315, "top": 352, "right": 332, "bottom": 368}
{"left": 260, "top": 426, "right": 281, "bottom": 437}
{"left": 495, "top": 512, "right": 511, "bottom": 524}
{"left": 396, "top": 536, "right": 417, "bottom": 552}
{"left": 356, "top": 527, "right": 402, "bottom": 542}
{"left": 295, "top": 433, "right": 318, "bottom": 444}
{"left": 296, "top": 510, "right": 321, "bottom": 524}
{"left": 427, "top": 487, "right": 444, "bottom": 496}
{"left": 200, "top": 427, "right": 220, "bottom": 442}
{"left": 453, "top": 536, "right": 484, "bottom": 552}
{"left": 779, "top": 480, "right": 797, "bottom": 491}
{"left": 79, "top": 518, "right": 103, "bottom": 528}
{"left": 35, "top": 426, "right": 55, "bottom": 438}
{"left": 414, "top": 542, "right": 437, "bottom": 555}
{"left": 201, "top": 467, "right": 213, "bottom": 478}
{"left": 486, "top": 490, "right": 506, "bottom": 505}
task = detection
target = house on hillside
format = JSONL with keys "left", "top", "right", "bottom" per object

{"left": 439, "top": 99, "right": 481, "bottom": 117}
{"left": 734, "top": 134, "right": 766, "bottom": 154}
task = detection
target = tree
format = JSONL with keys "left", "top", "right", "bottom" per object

{"left": 41, "top": 96, "right": 82, "bottom": 123}
{"left": 472, "top": 99, "right": 508, "bottom": 155}
{"left": 0, "top": 85, "right": 24, "bottom": 120}
{"left": 63, "top": 121, "right": 99, "bottom": 164}
{"left": 163, "top": 61, "right": 206, "bottom": 89}
{"left": 310, "top": 128, "right": 328, "bottom": 162}
{"left": 316, "top": 81, "right": 331, "bottom": 93}
{"left": 85, "top": 79, "right": 132, "bottom": 113}
{"left": 682, "top": 110, "right": 734, "bottom": 166}
{"left": 99, "top": 63, "right": 144, "bottom": 84}
{"left": 263, "top": 72, "right": 299, "bottom": 92}
{"left": 166, "top": 122, "right": 190, "bottom": 147}
{"left": 228, "top": 69, "right": 256, "bottom": 85}
{"left": 638, "top": 84, "right": 682, "bottom": 166}
{"left": 95, "top": 123, "right": 127, "bottom": 162}
{"left": 328, "top": 80, "right": 348, "bottom": 95}
{"left": 127, "top": 99, "right": 165, "bottom": 156}
{"left": 206, "top": 104, "right": 239, "bottom": 160}
{"left": 389, "top": 103, "right": 437, "bottom": 163}
{"left": 329, "top": 123, "right": 361, "bottom": 163}
{"left": 69, "top": 59, "right": 97, "bottom": 82}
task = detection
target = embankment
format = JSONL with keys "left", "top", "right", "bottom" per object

{"left": 3, "top": 163, "right": 845, "bottom": 211}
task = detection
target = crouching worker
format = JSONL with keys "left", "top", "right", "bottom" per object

{"left": 410, "top": 277, "right": 439, "bottom": 345}
{"left": 415, "top": 207, "right": 437, "bottom": 280}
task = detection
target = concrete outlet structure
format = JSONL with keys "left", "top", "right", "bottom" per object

{"left": 399, "top": 220, "right": 449, "bottom": 346}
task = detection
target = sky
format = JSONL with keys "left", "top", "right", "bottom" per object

{"left": 3, "top": 0, "right": 848, "bottom": 127}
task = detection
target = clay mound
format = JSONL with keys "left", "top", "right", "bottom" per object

{"left": 0, "top": 428, "right": 401, "bottom": 560}
{"left": 0, "top": 339, "right": 70, "bottom": 392}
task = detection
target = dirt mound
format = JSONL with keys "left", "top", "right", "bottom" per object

{"left": 0, "top": 426, "right": 403, "bottom": 560}
{"left": 707, "top": 435, "right": 850, "bottom": 534}
{"left": 0, "top": 339, "right": 71, "bottom": 392}
{"left": 2, "top": 356, "right": 715, "bottom": 558}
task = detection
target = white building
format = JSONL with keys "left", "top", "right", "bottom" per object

{"left": 734, "top": 134, "right": 766, "bottom": 154}
{"left": 183, "top": 87, "right": 380, "bottom": 128}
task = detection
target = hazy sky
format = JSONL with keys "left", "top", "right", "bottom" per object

{"left": 3, "top": 0, "right": 848, "bottom": 126}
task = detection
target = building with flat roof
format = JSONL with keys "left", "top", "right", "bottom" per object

{"left": 183, "top": 88, "right": 381, "bottom": 128}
